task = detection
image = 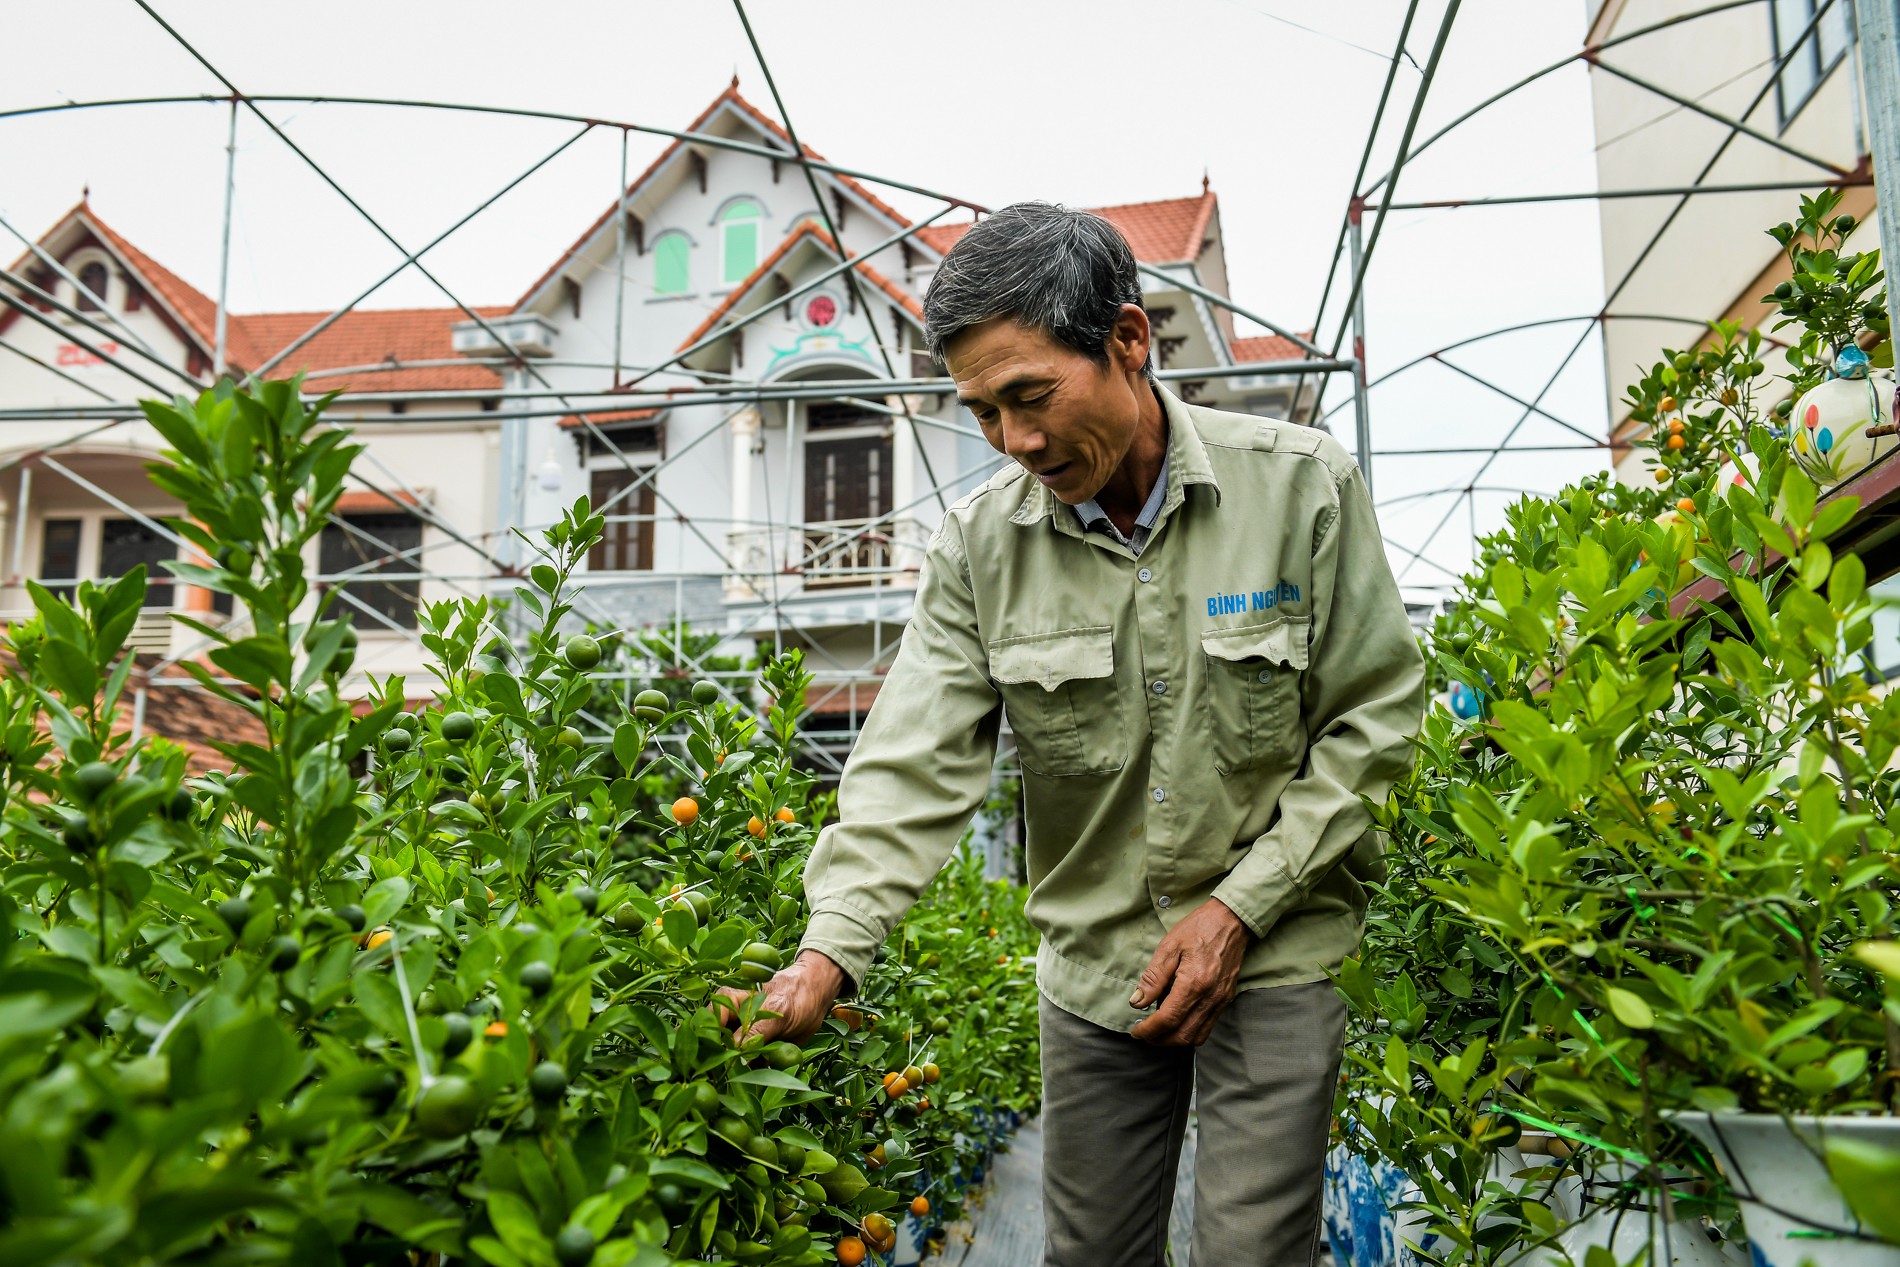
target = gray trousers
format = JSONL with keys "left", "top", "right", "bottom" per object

{"left": 1038, "top": 980, "right": 1346, "bottom": 1267}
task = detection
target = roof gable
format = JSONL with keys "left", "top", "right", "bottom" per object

{"left": 3, "top": 201, "right": 220, "bottom": 357}
{"left": 675, "top": 220, "right": 921, "bottom": 360}
{"left": 513, "top": 80, "right": 916, "bottom": 313}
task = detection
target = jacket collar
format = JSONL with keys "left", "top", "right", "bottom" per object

{"left": 1009, "top": 384, "right": 1221, "bottom": 527}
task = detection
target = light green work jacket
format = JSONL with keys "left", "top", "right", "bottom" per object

{"left": 800, "top": 388, "right": 1427, "bottom": 1031}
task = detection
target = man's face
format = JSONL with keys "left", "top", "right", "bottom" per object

{"left": 945, "top": 310, "right": 1151, "bottom": 505}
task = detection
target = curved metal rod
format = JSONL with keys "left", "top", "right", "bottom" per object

{"left": 1315, "top": 311, "right": 1724, "bottom": 426}
{"left": 0, "top": 92, "right": 989, "bottom": 216}
{"left": 1358, "top": 0, "right": 1765, "bottom": 199}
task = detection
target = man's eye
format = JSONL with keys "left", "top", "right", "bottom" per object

{"left": 1021, "top": 394, "right": 1051, "bottom": 409}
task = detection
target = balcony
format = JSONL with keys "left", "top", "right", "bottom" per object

{"left": 724, "top": 517, "right": 926, "bottom": 600}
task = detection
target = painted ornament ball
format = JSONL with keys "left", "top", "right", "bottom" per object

{"left": 1789, "top": 369, "right": 1897, "bottom": 487}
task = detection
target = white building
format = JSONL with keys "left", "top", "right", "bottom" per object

{"left": 1, "top": 81, "right": 1320, "bottom": 752}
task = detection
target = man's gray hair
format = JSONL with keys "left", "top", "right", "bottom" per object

{"left": 923, "top": 202, "right": 1153, "bottom": 379}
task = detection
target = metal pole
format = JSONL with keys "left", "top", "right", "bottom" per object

{"left": 613, "top": 128, "right": 628, "bottom": 387}
{"left": 214, "top": 96, "right": 237, "bottom": 378}
{"left": 1348, "top": 207, "right": 1373, "bottom": 492}
{"left": 1857, "top": 0, "right": 1900, "bottom": 342}
{"left": 1331, "top": 0, "right": 1464, "bottom": 359}
{"left": 1369, "top": 175, "right": 1876, "bottom": 209}
{"left": 9, "top": 464, "right": 30, "bottom": 580}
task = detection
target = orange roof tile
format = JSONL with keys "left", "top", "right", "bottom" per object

{"left": 1231, "top": 333, "right": 1316, "bottom": 364}
{"left": 914, "top": 192, "right": 1218, "bottom": 265}
{"left": 515, "top": 80, "right": 917, "bottom": 312}
{"left": 84, "top": 206, "right": 223, "bottom": 350}
{"left": 333, "top": 488, "right": 421, "bottom": 514}
{"left": 556, "top": 405, "right": 665, "bottom": 430}
{"left": 233, "top": 307, "right": 508, "bottom": 392}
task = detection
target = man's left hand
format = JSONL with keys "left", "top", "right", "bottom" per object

{"left": 1128, "top": 897, "right": 1252, "bottom": 1046}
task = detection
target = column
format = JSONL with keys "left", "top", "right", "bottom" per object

{"left": 730, "top": 407, "right": 760, "bottom": 593}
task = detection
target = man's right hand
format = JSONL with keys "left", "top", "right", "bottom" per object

{"left": 713, "top": 949, "right": 847, "bottom": 1045}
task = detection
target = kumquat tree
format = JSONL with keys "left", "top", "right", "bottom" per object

{"left": 1328, "top": 193, "right": 1900, "bottom": 1267}
{"left": 0, "top": 379, "right": 1040, "bottom": 1267}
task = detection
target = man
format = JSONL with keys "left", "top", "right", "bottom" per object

{"left": 726, "top": 202, "right": 1425, "bottom": 1265}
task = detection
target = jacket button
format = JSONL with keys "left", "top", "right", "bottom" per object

{"left": 1157, "top": 895, "right": 1172, "bottom": 910}
{"left": 1137, "top": 567, "right": 1153, "bottom": 583}
{"left": 1258, "top": 668, "right": 1274, "bottom": 683}
{"left": 1151, "top": 679, "right": 1168, "bottom": 695}
{"left": 1152, "top": 787, "right": 1166, "bottom": 803}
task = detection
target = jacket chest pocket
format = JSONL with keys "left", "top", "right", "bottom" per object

{"left": 989, "top": 627, "right": 1127, "bottom": 778}
{"left": 1201, "top": 616, "right": 1309, "bottom": 775}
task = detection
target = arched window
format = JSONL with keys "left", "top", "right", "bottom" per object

{"left": 76, "top": 260, "right": 109, "bottom": 312}
{"left": 653, "top": 233, "right": 691, "bottom": 296}
{"left": 720, "top": 200, "right": 761, "bottom": 285}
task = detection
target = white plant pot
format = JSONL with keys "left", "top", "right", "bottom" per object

{"left": 1507, "top": 1205, "right": 1746, "bottom": 1267}
{"left": 1672, "top": 1112, "right": 1900, "bottom": 1267}
{"left": 1789, "top": 371, "right": 1898, "bottom": 488}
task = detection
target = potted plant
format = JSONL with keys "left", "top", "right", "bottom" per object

{"left": 1333, "top": 196, "right": 1900, "bottom": 1267}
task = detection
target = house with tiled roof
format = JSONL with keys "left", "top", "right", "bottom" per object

{"left": 0, "top": 199, "right": 507, "bottom": 692}
{"left": 1, "top": 80, "right": 1319, "bottom": 761}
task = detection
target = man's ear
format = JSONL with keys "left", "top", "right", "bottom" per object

{"left": 1106, "top": 303, "right": 1152, "bottom": 376}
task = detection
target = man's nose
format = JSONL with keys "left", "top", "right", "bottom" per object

{"left": 1001, "top": 416, "right": 1045, "bottom": 461}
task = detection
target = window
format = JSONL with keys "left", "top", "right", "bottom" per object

{"left": 588, "top": 468, "right": 656, "bottom": 571}
{"left": 38, "top": 518, "right": 82, "bottom": 601}
{"left": 76, "top": 261, "right": 109, "bottom": 313}
{"left": 318, "top": 513, "right": 422, "bottom": 629}
{"left": 803, "top": 419, "right": 894, "bottom": 588}
{"left": 654, "top": 233, "right": 690, "bottom": 295}
{"left": 805, "top": 433, "right": 892, "bottom": 523}
{"left": 98, "top": 518, "right": 176, "bottom": 608}
{"left": 1773, "top": 0, "right": 1853, "bottom": 129}
{"left": 720, "top": 200, "right": 761, "bottom": 285}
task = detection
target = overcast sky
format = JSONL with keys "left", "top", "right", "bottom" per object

{"left": 0, "top": 0, "right": 1618, "bottom": 588}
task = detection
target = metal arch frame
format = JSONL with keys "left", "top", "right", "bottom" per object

{"left": 1294, "top": 0, "right": 1854, "bottom": 584}
{"left": 0, "top": 0, "right": 1871, "bottom": 757}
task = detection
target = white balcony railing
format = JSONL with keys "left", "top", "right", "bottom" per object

{"left": 725, "top": 517, "right": 926, "bottom": 599}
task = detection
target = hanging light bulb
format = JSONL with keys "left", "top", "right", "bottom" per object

{"left": 535, "top": 448, "right": 564, "bottom": 492}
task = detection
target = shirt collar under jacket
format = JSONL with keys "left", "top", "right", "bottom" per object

{"left": 1071, "top": 446, "right": 1171, "bottom": 555}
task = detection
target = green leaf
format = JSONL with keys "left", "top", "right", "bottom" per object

{"left": 1854, "top": 941, "right": 1900, "bottom": 982}
{"left": 1799, "top": 541, "right": 1833, "bottom": 590}
{"left": 1827, "top": 1138, "right": 1900, "bottom": 1243}
{"left": 662, "top": 907, "right": 697, "bottom": 951}
{"left": 647, "top": 1157, "right": 731, "bottom": 1191}
{"left": 1605, "top": 987, "right": 1655, "bottom": 1030}
{"left": 1383, "top": 1034, "right": 1409, "bottom": 1085}
{"left": 1813, "top": 495, "right": 1859, "bottom": 539}
{"left": 729, "top": 1070, "right": 810, "bottom": 1092}
{"left": 468, "top": 1235, "right": 532, "bottom": 1267}
{"left": 353, "top": 970, "right": 409, "bottom": 1042}
{"left": 612, "top": 722, "right": 645, "bottom": 771}
{"left": 485, "top": 1190, "right": 551, "bottom": 1262}
{"left": 698, "top": 920, "right": 748, "bottom": 963}
{"left": 362, "top": 876, "right": 412, "bottom": 927}
{"left": 1831, "top": 550, "right": 1867, "bottom": 609}
{"left": 1782, "top": 469, "right": 1817, "bottom": 529}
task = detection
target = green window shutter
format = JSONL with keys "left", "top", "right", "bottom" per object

{"left": 721, "top": 201, "right": 761, "bottom": 284}
{"left": 654, "top": 234, "right": 690, "bottom": 295}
